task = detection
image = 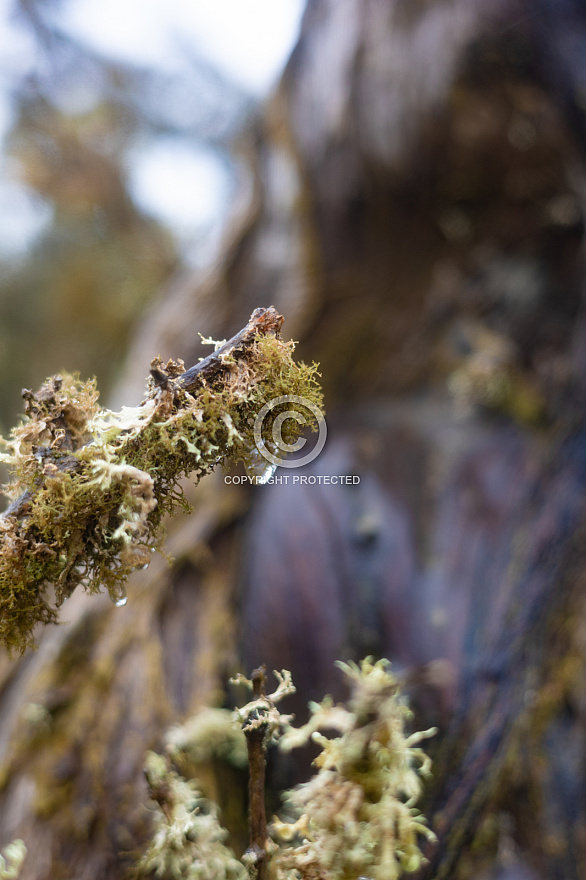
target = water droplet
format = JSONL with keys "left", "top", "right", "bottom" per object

{"left": 257, "top": 462, "right": 277, "bottom": 484}
{"left": 109, "top": 586, "right": 127, "bottom": 607}
{"left": 244, "top": 449, "right": 278, "bottom": 484}
{"left": 140, "top": 562, "right": 150, "bottom": 570}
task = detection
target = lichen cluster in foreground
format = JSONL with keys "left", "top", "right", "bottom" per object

{"left": 0, "top": 307, "right": 322, "bottom": 653}
{"left": 136, "top": 659, "right": 437, "bottom": 880}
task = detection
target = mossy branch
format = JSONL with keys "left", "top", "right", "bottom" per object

{"left": 136, "top": 660, "right": 436, "bottom": 880}
{"left": 0, "top": 307, "right": 323, "bottom": 654}
{"left": 232, "top": 666, "right": 295, "bottom": 880}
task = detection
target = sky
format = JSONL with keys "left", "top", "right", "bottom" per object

{"left": 59, "top": 0, "right": 306, "bottom": 94}
{"left": 0, "top": 0, "right": 306, "bottom": 260}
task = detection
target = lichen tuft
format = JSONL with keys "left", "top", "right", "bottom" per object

{"left": 133, "top": 751, "right": 247, "bottom": 880}
{"left": 0, "top": 309, "right": 323, "bottom": 653}
{"left": 273, "top": 659, "right": 437, "bottom": 880}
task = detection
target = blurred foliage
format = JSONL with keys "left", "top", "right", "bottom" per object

{"left": 0, "top": 0, "right": 251, "bottom": 432}
{"left": 0, "top": 89, "right": 177, "bottom": 425}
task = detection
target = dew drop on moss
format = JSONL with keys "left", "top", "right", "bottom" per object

{"left": 244, "top": 449, "right": 278, "bottom": 484}
{"left": 257, "top": 462, "right": 277, "bottom": 484}
{"left": 109, "top": 586, "right": 128, "bottom": 607}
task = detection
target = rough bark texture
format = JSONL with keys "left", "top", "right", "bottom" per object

{"left": 1, "top": 1, "right": 586, "bottom": 878}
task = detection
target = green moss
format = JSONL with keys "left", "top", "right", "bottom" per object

{"left": 0, "top": 323, "right": 323, "bottom": 653}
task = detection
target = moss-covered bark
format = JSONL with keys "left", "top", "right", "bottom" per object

{"left": 0, "top": 308, "right": 322, "bottom": 653}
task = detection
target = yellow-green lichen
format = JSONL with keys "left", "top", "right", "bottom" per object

{"left": 136, "top": 662, "right": 436, "bottom": 880}
{"left": 133, "top": 751, "right": 247, "bottom": 880}
{"left": 231, "top": 668, "right": 296, "bottom": 743}
{"left": 273, "top": 659, "right": 437, "bottom": 880}
{"left": 446, "top": 322, "right": 545, "bottom": 426}
{"left": 0, "top": 313, "right": 323, "bottom": 654}
{"left": 0, "top": 839, "right": 26, "bottom": 879}
{"left": 166, "top": 708, "right": 248, "bottom": 770}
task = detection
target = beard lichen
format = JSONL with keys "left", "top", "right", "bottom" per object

{"left": 273, "top": 659, "right": 437, "bottom": 880}
{"left": 0, "top": 307, "right": 323, "bottom": 654}
{"left": 134, "top": 751, "right": 247, "bottom": 880}
{"left": 135, "top": 660, "right": 436, "bottom": 880}
{"left": 0, "top": 839, "right": 26, "bottom": 879}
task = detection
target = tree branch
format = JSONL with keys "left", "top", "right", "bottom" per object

{"left": 244, "top": 666, "right": 270, "bottom": 880}
{"left": 0, "top": 306, "right": 321, "bottom": 653}
{"left": 177, "top": 307, "right": 284, "bottom": 392}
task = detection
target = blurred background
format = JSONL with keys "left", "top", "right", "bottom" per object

{"left": 0, "top": 0, "right": 304, "bottom": 428}
{"left": 2, "top": 2, "right": 586, "bottom": 880}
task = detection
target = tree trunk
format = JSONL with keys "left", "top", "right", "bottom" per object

{"left": 2, "top": 1, "right": 586, "bottom": 878}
